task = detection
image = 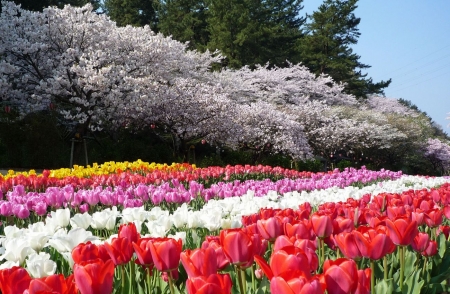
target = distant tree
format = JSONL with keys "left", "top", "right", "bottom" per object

{"left": 102, "top": 0, "right": 159, "bottom": 29}
{"left": 206, "top": 0, "right": 305, "bottom": 68}
{"left": 298, "top": 0, "right": 390, "bottom": 98}
{"left": 158, "top": 0, "right": 209, "bottom": 51}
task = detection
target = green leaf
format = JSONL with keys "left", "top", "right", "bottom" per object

{"left": 374, "top": 279, "right": 394, "bottom": 293}
{"left": 402, "top": 270, "right": 423, "bottom": 294}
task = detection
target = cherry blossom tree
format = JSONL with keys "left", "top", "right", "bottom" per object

{"left": 0, "top": 1, "right": 221, "bottom": 135}
{"left": 213, "top": 63, "right": 357, "bottom": 106}
{"left": 424, "top": 138, "right": 450, "bottom": 175}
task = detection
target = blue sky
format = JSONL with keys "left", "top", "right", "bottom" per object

{"left": 301, "top": 0, "right": 450, "bottom": 135}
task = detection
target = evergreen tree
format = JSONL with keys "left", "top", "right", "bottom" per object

{"left": 206, "top": 0, "right": 305, "bottom": 68}
{"left": 103, "top": 0, "right": 159, "bottom": 29}
{"left": 158, "top": 0, "right": 209, "bottom": 51}
{"left": 298, "top": 0, "right": 390, "bottom": 98}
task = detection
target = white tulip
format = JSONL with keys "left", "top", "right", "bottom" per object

{"left": 26, "top": 252, "right": 57, "bottom": 278}
{"left": 70, "top": 212, "right": 92, "bottom": 230}
{"left": 0, "top": 238, "right": 35, "bottom": 265}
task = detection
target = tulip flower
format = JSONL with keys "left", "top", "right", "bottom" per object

{"left": 271, "top": 275, "right": 323, "bottom": 294}
{"left": 421, "top": 240, "right": 438, "bottom": 257}
{"left": 311, "top": 213, "right": 333, "bottom": 238}
{"left": 334, "top": 232, "right": 362, "bottom": 260}
{"left": 353, "top": 226, "right": 396, "bottom": 260}
{"left": 411, "top": 232, "right": 430, "bottom": 253}
{"left": 201, "top": 236, "right": 230, "bottom": 270}
{"left": 355, "top": 268, "right": 371, "bottom": 294}
{"left": 118, "top": 222, "right": 140, "bottom": 244}
{"left": 149, "top": 237, "right": 182, "bottom": 272}
{"left": 72, "top": 241, "right": 101, "bottom": 264}
{"left": 25, "top": 252, "right": 57, "bottom": 278}
{"left": 256, "top": 216, "right": 284, "bottom": 242}
{"left": 132, "top": 238, "right": 154, "bottom": 269}
{"left": 103, "top": 237, "right": 134, "bottom": 266}
{"left": 74, "top": 258, "right": 115, "bottom": 294}
{"left": 0, "top": 266, "right": 32, "bottom": 294}
{"left": 220, "top": 229, "right": 255, "bottom": 268}
{"left": 181, "top": 248, "right": 218, "bottom": 278}
{"left": 323, "top": 258, "right": 358, "bottom": 294}
{"left": 424, "top": 208, "right": 443, "bottom": 228}
{"left": 26, "top": 274, "right": 74, "bottom": 294}
{"left": 385, "top": 217, "right": 418, "bottom": 246}
{"left": 186, "top": 273, "right": 232, "bottom": 294}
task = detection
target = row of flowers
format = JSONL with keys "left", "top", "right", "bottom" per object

{"left": 0, "top": 167, "right": 405, "bottom": 220}
{"left": 0, "top": 163, "right": 395, "bottom": 192}
{"left": 1, "top": 172, "right": 450, "bottom": 293}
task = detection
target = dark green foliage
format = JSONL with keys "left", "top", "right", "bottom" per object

{"left": 298, "top": 0, "right": 390, "bottom": 98}
{"left": 103, "top": 0, "right": 159, "bottom": 29}
{"left": 206, "top": 0, "right": 305, "bottom": 68}
{"left": 158, "top": 0, "right": 209, "bottom": 51}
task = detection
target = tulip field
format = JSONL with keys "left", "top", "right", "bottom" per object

{"left": 1, "top": 161, "right": 450, "bottom": 293}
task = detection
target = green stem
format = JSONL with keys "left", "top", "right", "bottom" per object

{"left": 236, "top": 266, "right": 245, "bottom": 294}
{"left": 121, "top": 265, "right": 125, "bottom": 293}
{"left": 251, "top": 264, "right": 256, "bottom": 292}
{"left": 370, "top": 260, "right": 375, "bottom": 294}
{"left": 146, "top": 268, "right": 152, "bottom": 294}
{"left": 321, "top": 238, "right": 325, "bottom": 266}
{"left": 241, "top": 267, "right": 247, "bottom": 294}
{"left": 422, "top": 256, "right": 428, "bottom": 278}
{"left": 383, "top": 256, "right": 388, "bottom": 280}
{"left": 130, "top": 262, "right": 135, "bottom": 292}
{"left": 400, "top": 246, "right": 405, "bottom": 292}
{"left": 168, "top": 271, "right": 175, "bottom": 294}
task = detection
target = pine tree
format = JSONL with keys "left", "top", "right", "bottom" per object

{"left": 103, "top": 0, "right": 159, "bottom": 29}
{"left": 206, "top": 0, "right": 305, "bottom": 68}
{"left": 158, "top": 0, "right": 209, "bottom": 51}
{"left": 298, "top": 0, "right": 390, "bottom": 98}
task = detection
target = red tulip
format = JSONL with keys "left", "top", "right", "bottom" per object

{"left": 149, "top": 237, "right": 183, "bottom": 272}
{"left": 118, "top": 222, "right": 140, "bottom": 244}
{"left": 411, "top": 232, "right": 430, "bottom": 253}
{"left": 132, "top": 238, "right": 154, "bottom": 268}
{"left": 220, "top": 229, "right": 254, "bottom": 268}
{"left": 437, "top": 225, "right": 450, "bottom": 239}
{"left": 257, "top": 216, "right": 284, "bottom": 242}
{"left": 201, "top": 236, "right": 230, "bottom": 270}
{"left": 334, "top": 232, "right": 362, "bottom": 260}
{"left": 424, "top": 208, "right": 443, "bottom": 228}
{"left": 73, "top": 258, "right": 115, "bottom": 294}
{"left": 311, "top": 213, "right": 333, "bottom": 238}
{"left": 270, "top": 246, "right": 311, "bottom": 280}
{"left": 0, "top": 266, "right": 32, "bottom": 294}
{"left": 355, "top": 268, "right": 371, "bottom": 294}
{"left": 181, "top": 248, "right": 218, "bottom": 278}
{"left": 333, "top": 216, "right": 354, "bottom": 234}
{"left": 273, "top": 235, "right": 295, "bottom": 251}
{"left": 294, "top": 239, "right": 319, "bottom": 272}
{"left": 283, "top": 219, "right": 313, "bottom": 240}
{"left": 271, "top": 275, "right": 323, "bottom": 294}
{"left": 422, "top": 240, "right": 438, "bottom": 257}
{"left": 385, "top": 217, "right": 418, "bottom": 246}
{"left": 323, "top": 258, "right": 358, "bottom": 294}
{"left": 186, "top": 274, "right": 232, "bottom": 294}
{"left": 353, "top": 226, "right": 396, "bottom": 260}
{"left": 27, "top": 274, "right": 75, "bottom": 294}
{"left": 72, "top": 241, "right": 100, "bottom": 264}
{"left": 104, "top": 237, "right": 134, "bottom": 265}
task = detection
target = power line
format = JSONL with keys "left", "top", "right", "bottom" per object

{"left": 386, "top": 43, "right": 450, "bottom": 75}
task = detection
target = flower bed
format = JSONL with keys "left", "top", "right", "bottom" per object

{"left": 0, "top": 161, "right": 449, "bottom": 293}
